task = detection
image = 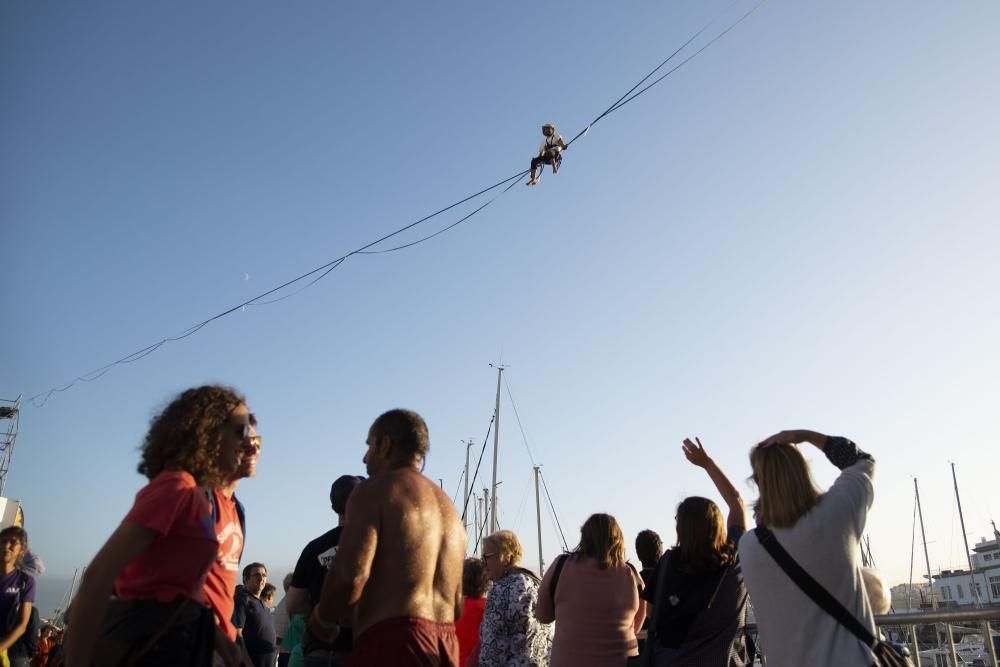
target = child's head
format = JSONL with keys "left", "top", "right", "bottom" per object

{"left": 261, "top": 582, "right": 277, "bottom": 608}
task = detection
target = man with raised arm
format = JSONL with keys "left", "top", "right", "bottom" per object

{"left": 308, "top": 409, "right": 466, "bottom": 666}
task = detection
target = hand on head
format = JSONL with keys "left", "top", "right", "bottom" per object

{"left": 757, "top": 430, "right": 803, "bottom": 449}
{"left": 681, "top": 437, "right": 711, "bottom": 467}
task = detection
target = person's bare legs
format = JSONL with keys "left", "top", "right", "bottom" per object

{"left": 527, "top": 166, "right": 539, "bottom": 186}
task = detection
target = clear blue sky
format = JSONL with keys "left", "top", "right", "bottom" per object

{"left": 3, "top": 1, "right": 999, "bottom": 597}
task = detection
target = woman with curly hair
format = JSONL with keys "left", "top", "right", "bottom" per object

{"left": 536, "top": 513, "right": 644, "bottom": 667}
{"left": 67, "top": 385, "right": 252, "bottom": 667}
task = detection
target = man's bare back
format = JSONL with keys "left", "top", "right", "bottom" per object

{"left": 346, "top": 468, "right": 465, "bottom": 634}
{"left": 310, "top": 409, "right": 467, "bottom": 663}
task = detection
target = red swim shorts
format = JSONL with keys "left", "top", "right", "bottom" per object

{"left": 349, "top": 617, "right": 460, "bottom": 667}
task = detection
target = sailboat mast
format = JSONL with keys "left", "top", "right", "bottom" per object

{"left": 464, "top": 439, "right": 472, "bottom": 526}
{"left": 950, "top": 462, "right": 981, "bottom": 605}
{"left": 490, "top": 365, "right": 504, "bottom": 533}
{"left": 534, "top": 465, "right": 544, "bottom": 576}
{"left": 914, "top": 478, "right": 937, "bottom": 610}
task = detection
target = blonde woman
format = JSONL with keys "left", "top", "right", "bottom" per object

{"left": 478, "top": 530, "right": 552, "bottom": 667}
{"left": 738, "top": 430, "right": 877, "bottom": 666}
{"left": 536, "top": 513, "right": 644, "bottom": 667}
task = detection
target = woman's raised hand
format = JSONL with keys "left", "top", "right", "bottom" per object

{"left": 682, "top": 437, "right": 711, "bottom": 468}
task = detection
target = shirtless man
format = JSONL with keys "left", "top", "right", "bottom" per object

{"left": 308, "top": 409, "right": 466, "bottom": 666}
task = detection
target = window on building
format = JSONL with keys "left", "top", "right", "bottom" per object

{"left": 990, "top": 576, "right": 1000, "bottom": 598}
{"left": 986, "top": 554, "right": 994, "bottom": 561}
{"left": 957, "top": 584, "right": 965, "bottom": 599}
{"left": 941, "top": 586, "right": 952, "bottom": 600}
{"left": 976, "top": 583, "right": 984, "bottom": 599}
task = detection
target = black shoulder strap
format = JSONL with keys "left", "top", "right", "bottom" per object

{"left": 549, "top": 554, "right": 569, "bottom": 611}
{"left": 753, "top": 526, "right": 875, "bottom": 648}
{"left": 647, "top": 550, "right": 672, "bottom": 640}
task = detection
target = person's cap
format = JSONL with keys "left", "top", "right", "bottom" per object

{"left": 330, "top": 475, "right": 365, "bottom": 514}
{"left": 542, "top": 123, "right": 555, "bottom": 130}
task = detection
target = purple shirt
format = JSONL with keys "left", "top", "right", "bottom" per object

{"left": 0, "top": 569, "right": 36, "bottom": 623}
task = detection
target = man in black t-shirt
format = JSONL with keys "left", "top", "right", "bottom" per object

{"left": 286, "top": 474, "right": 365, "bottom": 667}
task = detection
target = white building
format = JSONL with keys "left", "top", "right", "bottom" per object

{"left": 932, "top": 535, "right": 1000, "bottom": 607}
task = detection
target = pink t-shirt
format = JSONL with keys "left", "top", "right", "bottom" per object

{"left": 536, "top": 556, "right": 643, "bottom": 667}
{"left": 115, "top": 471, "right": 217, "bottom": 604}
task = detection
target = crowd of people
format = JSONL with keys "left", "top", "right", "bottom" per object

{"left": 0, "top": 384, "right": 889, "bottom": 666}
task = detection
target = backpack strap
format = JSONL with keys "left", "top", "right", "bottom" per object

{"left": 753, "top": 526, "right": 876, "bottom": 648}
{"left": 625, "top": 561, "right": 643, "bottom": 596}
{"left": 646, "top": 549, "right": 672, "bottom": 642}
{"left": 548, "top": 554, "right": 569, "bottom": 612}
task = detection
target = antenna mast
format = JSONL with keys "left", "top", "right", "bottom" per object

{"left": 489, "top": 364, "right": 505, "bottom": 533}
{"left": 0, "top": 395, "right": 21, "bottom": 496}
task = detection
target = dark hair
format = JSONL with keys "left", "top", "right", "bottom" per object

{"left": 330, "top": 475, "right": 365, "bottom": 514}
{"left": 635, "top": 529, "right": 663, "bottom": 569}
{"left": 261, "top": 583, "right": 276, "bottom": 600}
{"left": 371, "top": 409, "right": 429, "bottom": 462}
{"left": 242, "top": 562, "right": 267, "bottom": 581}
{"left": 675, "top": 496, "right": 734, "bottom": 571}
{"left": 0, "top": 526, "right": 27, "bottom": 551}
{"left": 138, "top": 385, "right": 246, "bottom": 487}
{"left": 462, "top": 557, "right": 490, "bottom": 598}
{"left": 575, "top": 513, "right": 625, "bottom": 570}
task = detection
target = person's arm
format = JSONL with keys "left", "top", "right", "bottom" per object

{"left": 534, "top": 560, "right": 557, "bottom": 624}
{"left": 757, "top": 430, "right": 874, "bottom": 534}
{"left": 66, "top": 522, "right": 157, "bottom": 667}
{"left": 0, "top": 600, "right": 32, "bottom": 651}
{"left": 308, "top": 483, "right": 377, "bottom": 639}
{"left": 682, "top": 437, "right": 745, "bottom": 532}
{"left": 283, "top": 586, "right": 310, "bottom": 618}
{"left": 756, "top": 429, "right": 828, "bottom": 452}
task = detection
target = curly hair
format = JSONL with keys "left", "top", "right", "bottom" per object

{"left": 462, "top": 557, "right": 490, "bottom": 597}
{"left": 137, "top": 385, "right": 246, "bottom": 487}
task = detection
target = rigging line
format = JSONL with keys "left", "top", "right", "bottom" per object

{"left": 247, "top": 258, "right": 347, "bottom": 306}
{"left": 451, "top": 465, "right": 466, "bottom": 506}
{"left": 30, "top": 1, "right": 766, "bottom": 408}
{"left": 908, "top": 489, "right": 917, "bottom": 609}
{"left": 29, "top": 166, "right": 525, "bottom": 407}
{"left": 539, "top": 469, "right": 569, "bottom": 551}
{"left": 541, "top": 483, "right": 563, "bottom": 553}
{"left": 502, "top": 374, "right": 537, "bottom": 467}
{"left": 461, "top": 413, "right": 495, "bottom": 522}
{"left": 603, "top": 0, "right": 767, "bottom": 118}
{"left": 357, "top": 173, "right": 526, "bottom": 255}
{"left": 565, "top": 0, "right": 745, "bottom": 148}
{"left": 511, "top": 471, "right": 534, "bottom": 533}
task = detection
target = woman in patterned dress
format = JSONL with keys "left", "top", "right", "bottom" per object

{"left": 477, "top": 530, "right": 552, "bottom": 667}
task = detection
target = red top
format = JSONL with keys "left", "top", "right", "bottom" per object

{"left": 455, "top": 595, "right": 487, "bottom": 666}
{"left": 202, "top": 490, "right": 243, "bottom": 640}
{"left": 114, "top": 471, "right": 217, "bottom": 604}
